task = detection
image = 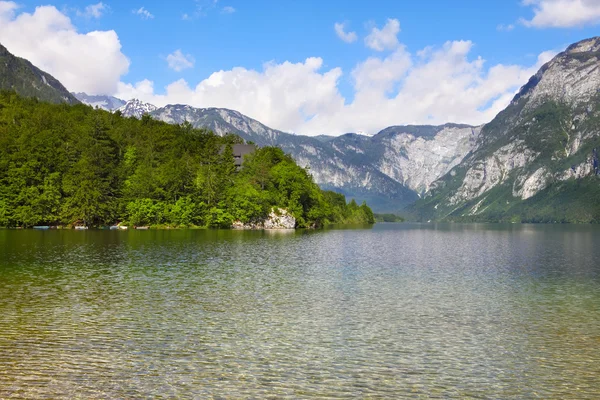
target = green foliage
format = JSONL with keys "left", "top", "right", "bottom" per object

{"left": 228, "top": 147, "right": 375, "bottom": 227}
{"left": 318, "top": 192, "right": 376, "bottom": 225}
{"left": 374, "top": 213, "right": 405, "bottom": 222}
{"left": 126, "top": 199, "right": 165, "bottom": 226}
{"left": 206, "top": 206, "right": 234, "bottom": 229}
{"left": 167, "top": 196, "right": 198, "bottom": 227}
{"left": 0, "top": 91, "right": 375, "bottom": 228}
{"left": 226, "top": 181, "right": 269, "bottom": 223}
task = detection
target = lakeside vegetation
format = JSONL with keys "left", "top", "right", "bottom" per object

{"left": 0, "top": 91, "right": 374, "bottom": 229}
{"left": 374, "top": 213, "right": 405, "bottom": 222}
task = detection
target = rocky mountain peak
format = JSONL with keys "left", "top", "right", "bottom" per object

{"left": 513, "top": 37, "right": 600, "bottom": 110}
{"left": 117, "top": 98, "right": 158, "bottom": 118}
{"left": 564, "top": 36, "right": 600, "bottom": 54}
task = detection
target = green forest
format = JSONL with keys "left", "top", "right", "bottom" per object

{"left": 0, "top": 91, "right": 374, "bottom": 228}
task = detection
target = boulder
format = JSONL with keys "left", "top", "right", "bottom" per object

{"left": 232, "top": 208, "right": 296, "bottom": 230}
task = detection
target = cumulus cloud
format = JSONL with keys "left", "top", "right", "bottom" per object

{"left": 334, "top": 22, "right": 357, "bottom": 43}
{"left": 521, "top": 0, "right": 600, "bottom": 27}
{"left": 222, "top": 6, "right": 235, "bottom": 14}
{"left": 117, "top": 58, "right": 345, "bottom": 133}
{"left": 365, "top": 18, "right": 401, "bottom": 51}
{"left": 116, "top": 39, "right": 554, "bottom": 135}
{"left": 166, "top": 50, "right": 195, "bottom": 72}
{"left": 0, "top": 2, "right": 129, "bottom": 95}
{"left": 300, "top": 41, "right": 552, "bottom": 134}
{"left": 133, "top": 6, "right": 154, "bottom": 19}
{"left": 77, "top": 2, "right": 107, "bottom": 19}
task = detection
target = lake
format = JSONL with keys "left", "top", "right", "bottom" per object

{"left": 0, "top": 224, "right": 599, "bottom": 398}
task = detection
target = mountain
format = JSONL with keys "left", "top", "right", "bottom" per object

{"left": 72, "top": 92, "right": 125, "bottom": 111}
{"left": 330, "top": 124, "right": 481, "bottom": 196}
{"left": 5, "top": 35, "right": 600, "bottom": 219}
{"left": 0, "top": 44, "right": 79, "bottom": 105}
{"left": 116, "top": 100, "right": 479, "bottom": 211}
{"left": 117, "top": 98, "right": 158, "bottom": 118}
{"left": 410, "top": 37, "right": 600, "bottom": 223}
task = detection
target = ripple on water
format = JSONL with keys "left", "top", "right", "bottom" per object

{"left": 0, "top": 225, "right": 599, "bottom": 398}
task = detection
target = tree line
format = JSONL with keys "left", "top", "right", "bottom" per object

{"left": 0, "top": 91, "right": 374, "bottom": 228}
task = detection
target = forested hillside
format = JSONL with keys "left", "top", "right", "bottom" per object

{"left": 0, "top": 91, "right": 373, "bottom": 228}
{"left": 0, "top": 44, "right": 79, "bottom": 105}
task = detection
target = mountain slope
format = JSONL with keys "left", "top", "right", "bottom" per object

{"left": 411, "top": 37, "right": 600, "bottom": 223}
{"left": 329, "top": 124, "right": 481, "bottom": 195}
{"left": 0, "top": 43, "right": 79, "bottom": 105}
{"left": 73, "top": 92, "right": 125, "bottom": 111}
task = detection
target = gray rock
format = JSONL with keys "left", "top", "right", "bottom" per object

{"left": 232, "top": 208, "right": 296, "bottom": 230}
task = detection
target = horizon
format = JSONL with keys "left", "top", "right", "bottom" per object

{"left": 1, "top": 0, "right": 599, "bottom": 136}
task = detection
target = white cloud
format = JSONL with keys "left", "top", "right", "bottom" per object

{"left": 334, "top": 22, "right": 357, "bottom": 43}
{"left": 351, "top": 46, "right": 412, "bottom": 93}
{"left": 185, "top": 0, "right": 221, "bottom": 18}
{"left": 166, "top": 50, "right": 195, "bottom": 72}
{"left": 497, "top": 23, "right": 515, "bottom": 31}
{"left": 365, "top": 18, "right": 401, "bottom": 51}
{"left": 0, "top": 1, "right": 17, "bottom": 17}
{"left": 116, "top": 39, "right": 554, "bottom": 136}
{"left": 0, "top": 2, "right": 130, "bottom": 95}
{"left": 0, "top": 4, "right": 559, "bottom": 137}
{"left": 117, "top": 58, "right": 345, "bottom": 133}
{"left": 133, "top": 6, "right": 154, "bottom": 19}
{"left": 521, "top": 0, "right": 600, "bottom": 27}
{"left": 77, "top": 2, "right": 107, "bottom": 19}
{"left": 222, "top": 6, "right": 235, "bottom": 14}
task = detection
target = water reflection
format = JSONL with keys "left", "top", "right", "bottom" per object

{"left": 0, "top": 224, "right": 599, "bottom": 398}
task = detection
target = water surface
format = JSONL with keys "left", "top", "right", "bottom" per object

{"left": 1, "top": 224, "right": 599, "bottom": 398}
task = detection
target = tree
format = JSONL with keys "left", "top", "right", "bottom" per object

{"left": 0, "top": 91, "right": 376, "bottom": 228}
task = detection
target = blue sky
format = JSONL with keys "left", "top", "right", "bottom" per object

{"left": 0, "top": 0, "right": 599, "bottom": 134}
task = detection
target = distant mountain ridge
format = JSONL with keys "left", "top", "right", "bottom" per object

{"left": 72, "top": 92, "right": 125, "bottom": 111}
{"left": 0, "top": 43, "right": 79, "bottom": 105}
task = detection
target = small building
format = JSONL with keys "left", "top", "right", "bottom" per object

{"left": 232, "top": 144, "right": 256, "bottom": 168}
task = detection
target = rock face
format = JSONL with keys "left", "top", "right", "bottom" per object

{"left": 341, "top": 124, "right": 481, "bottom": 195}
{"left": 115, "top": 99, "right": 478, "bottom": 212}
{"left": 412, "top": 37, "right": 600, "bottom": 223}
{"left": 232, "top": 208, "right": 296, "bottom": 230}
{"left": 0, "top": 43, "right": 79, "bottom": 105}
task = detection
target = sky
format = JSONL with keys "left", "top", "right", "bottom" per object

{"left": 0, "top": 0, "right": 599, "bottom": 135}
